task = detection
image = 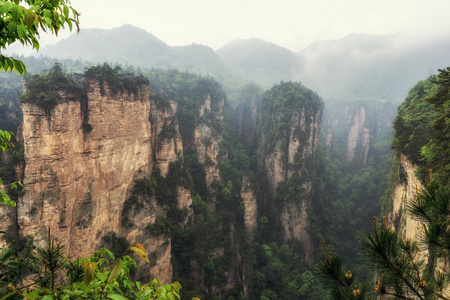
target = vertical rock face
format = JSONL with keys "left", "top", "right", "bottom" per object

{"left": 387, "top": 154, "right": 423, "bottom": 236}
{"left": 278, "top": 109, "right": 320, "bottom": 260}
{"left": 323, "top": 101, "right": 396, "bottom": 167}
{"left": 263, "top": 108, "right": 320, "bottom": 190}
{"left": 150, "top": 99, "right": 183, "bottom": 176}
{"left": 194, "top": 96, "right": 224, "bottom": 187}
{"left": 346, "top": 106, "right": 370, "bottom": 163}
{"left": 258, "top": 82, "right": 322, "bottom": 261}
{"left": 387, "top": 154, "right": 450, "bottom": 284}
{"left": 387, "top": 154, "right": 427, "bottom": 261}
{"left": 17, "top": 82, "right": 185, "bottom": 283}
{"left": 240, "top": 176, "right": 257, "bottom": 240}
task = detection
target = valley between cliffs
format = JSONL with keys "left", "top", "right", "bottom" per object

{"left": 0, "top": 68, "right": 326, "bottom": 298}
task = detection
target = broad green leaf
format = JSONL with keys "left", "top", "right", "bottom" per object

{"left": 16, "top": 25, "right": 24, "bottom": 39}
{"left": 0, "top": 291, "right": 17, "bottom": 300}
{"left": 10, "top": 5, "right": 20, "bottom": 20}
{"left": 23, "top": 290, "right": 39, "bottom": 300}
{"left": 2, "top": 131, "right": 11, "bottom": 141}
{"left": 5, "top": 57, "right": 14, "bottom": 70}
{"left": 96, "top": 271, "right": 108, "bottom": 282}
{"left": 108, "top": 258, "right": 123, "bottom": 283}
{"left": 2, "top": 2, "right": 11, "bottom": 12}
{"left": 18, "top": 60, "right": 26, "bottom": 74}
{"left": 107, "top": 293, "right": 129, "bottom": 300}
{"left": 32, "top": 39, "right": 39, "bottom": 50}
{"left": 173, "top": 281, "right": 182, "bottom": 292}
{"left": 44, "top": 17, "right": 53, "bottom": 27}
{"left": 1, "top": 252, "right": 14, "bottom": 261}
{"left": 155, "top": 287, "right": 166, "bottom": 296}
{"left": 5, "top": 260, "right": 24, "bottom": 267}
{"left": 63, "top": 5, "right": 69, "bottom": 17}
{"left": 135, "top": 243, "right": 145, "bottom": 251}
{"left": 7, "top": 22, "right": 17, "bottom": 34}
{"left": 83, "top": 262, "right": 96, "bottom": 285}
{"left": 43, "top": 9, "right": 52, "bottom": 18}
{"left": 1, "top": 190, "right": 12, "bottom": 206}
{"left": 130, "top": 246, "right": 150, "bottom": 263}
{"left": 29, "top": 5, "right": 39, "bottom": 12}
{"left": 1, "top": 247, "right": 11, "bottom": 258}
{"left": 24, "top": 10, "right": 34, "bottom": 28}
{"left": 83, "top": 267, "right": 93, "bottom": 285}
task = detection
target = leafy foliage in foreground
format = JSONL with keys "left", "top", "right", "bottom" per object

{"left": 0, "top": 230, "right": 185, "bottom": 300}
{"left": 317, "top": 179, "right": 450, "bottom": 299}
{"left": 0, "top": 0, "right": 79, "bottom": 75}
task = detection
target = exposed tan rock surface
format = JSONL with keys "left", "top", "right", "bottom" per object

{"left": 194, "top": 97, "right": 224, "bottom": 188}
{"left": 240, "top": 176, "right": 257, "bottom": 240}
{"left": 261, "top": 107, "right": 321, "bottom": 261}
{"left": 387, "top": 154, "right": 449, "bottom": 291}
{"left": 387, "top": 154, "right": 426, "bottom": 261}
{"left": 150, "top": 100, "right": 183, "bottom": 176}
{"left": 17, "top": 82, "right": 183, "bottom": 283}
{"left": 346, "top": 106, "right": 370, "bottom": 163}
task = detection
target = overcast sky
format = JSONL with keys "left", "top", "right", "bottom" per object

{"left": 7, "top": 0, "right": 450, "bottom": 54}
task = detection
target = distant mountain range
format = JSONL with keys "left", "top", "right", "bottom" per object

{"left": 216, "top": 38, "right": 303, "bottom": 86}
{"left": 41, "top": 24, "right": 227, "bottom": 77}
{"left": 40, "top": 24, "right": 450, "bottom": 102}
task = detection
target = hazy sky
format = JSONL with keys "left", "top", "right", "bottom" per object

{"left": 8, "top": 0, "right": 450, "bottom": 53}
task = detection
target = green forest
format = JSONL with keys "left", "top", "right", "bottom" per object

{"left": 1, "top": 59, "right": 448, "bottom": 299}
{"left": 0, "top": 2, "right": 449, "bottom": 299}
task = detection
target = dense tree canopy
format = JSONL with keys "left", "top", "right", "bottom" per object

{"left": 421, "top": 67, "right": 450, "bottom": 187}
{"left": 392, "top": 79, "right": 437, "bottom": 165}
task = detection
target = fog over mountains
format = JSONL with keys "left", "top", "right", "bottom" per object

{"left": 298, "top": 32, "right": 450, "bottom": 101}
{"left": 40, "top": 24, "right": 450, "bottom": 104}
{"left": 41, "top": 24, "right": 227, "bottom": 77}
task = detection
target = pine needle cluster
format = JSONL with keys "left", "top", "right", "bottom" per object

{"left": 317, "top": 180, "right": 450, "bottom": 299}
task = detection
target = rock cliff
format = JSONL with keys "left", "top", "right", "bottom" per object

{"left": 277, "top": 107, "right": 320, "bottom": 260}
{"left": 387, "top": 154, "right": 424, "bottom": 239}
{"left": 16, "top": 81, "right": 188, "bottom": 283}
{"left": 387, "top": 154, "right": 449, "bottom": 277}
{"left": 323, "top": 101, "right": 396, "bottom": 167}
{"left": 257, "top": 82, "right": 322, "bottom": 260}
{"left": 240, "top": 176, "right": 257, "bottom": 241}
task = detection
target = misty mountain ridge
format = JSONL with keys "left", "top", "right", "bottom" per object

{"left": 40, "top": 24, "right": 227, "bottom": 76}
{"left": 216, "top": 38, "right": 304, "bottom": 86}
{"left": 39, "top": 24, "right": 450, "bottom": 104}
